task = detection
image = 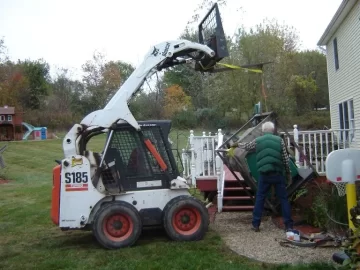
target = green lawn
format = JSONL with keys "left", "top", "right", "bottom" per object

{"left": 0, "top": 132, "right": 335, "bottom": 270}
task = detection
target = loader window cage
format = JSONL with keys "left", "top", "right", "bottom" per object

{"left": 99, "top": 121, "right": 179, "bottom": 192}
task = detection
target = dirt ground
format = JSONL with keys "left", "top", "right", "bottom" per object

{"left": 210, "top": 211, "right": 340, "bottom": 265}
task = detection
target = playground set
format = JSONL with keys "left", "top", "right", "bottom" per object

{"left": 0, "top": 105, "right": 47, "bottom": 141}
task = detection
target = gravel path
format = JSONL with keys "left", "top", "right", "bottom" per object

{"left": 211, "top": 211, "right": 339, "bottom": 265}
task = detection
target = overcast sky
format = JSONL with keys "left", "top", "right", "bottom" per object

{"left": 0, "top": 0, "right": 342, "bottom": 80}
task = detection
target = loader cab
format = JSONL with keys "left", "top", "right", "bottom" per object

{"left": 98, "top": 120, "right": 179, "bottom": 193}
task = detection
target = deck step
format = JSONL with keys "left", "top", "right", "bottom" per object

{"left": 224, "top": 187, "right": 251, "bottom": 191}
{"left": 223, "top": 196, "right": 253, "bottom": 200}
{"left": 224, "top": 178, "right": 244, "bottom": 182}
{"left": 222, "top": 205, "right": 255, "bottom": 211}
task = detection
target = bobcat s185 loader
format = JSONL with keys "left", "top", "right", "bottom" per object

{"left": 51, "top": 3, "right": 229, "bottom": 249}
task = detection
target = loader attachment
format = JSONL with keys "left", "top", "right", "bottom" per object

{"left": 195, "top": 2, "right": 229, "bottom": 72}
{"left": 216, "top": 111, "right": 317, "bottom": 214}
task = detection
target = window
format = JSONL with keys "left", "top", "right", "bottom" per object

{"left": 339, "top": 99, "right": 355, "bottom": 141}
{"left": 333, "top": 38, "right": 339, "bottom": 70}
{"left": 7, "top": 115, "right": 12, "bottom": 121}
{"left": 0, "top": 115, "right": 4, "bottom": 121}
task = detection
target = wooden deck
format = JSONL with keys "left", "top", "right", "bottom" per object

{"left": 195, "top": 165, "right": 245, "bottom": 192}
{"left": 224, "top": 165, "right": 244, "bottom": 181}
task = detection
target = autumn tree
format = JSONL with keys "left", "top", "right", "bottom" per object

{"left": 81, "top": 51, "right": 135, "bottom": 114}
{"left": 0, "top": 40, "right": 50, "bottom": 111}
{"left": 0, "top": 62, "right": 28, "bottom": 109}
{"left": 163, "top": 85, "right": 192, "bottom": 118}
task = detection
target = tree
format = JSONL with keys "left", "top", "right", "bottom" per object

{"left": 236, "top": 19, "right": 301, "bottom": 115}
{"left": 81, "top": 51, "right": 135, "bottom": 113}
{"left": 291, "top": 50, "right": 328, "bottom": 109}
{"left": 18, "top": 59, "right": 51, "bottom": 110}
{"left": 186, "top": 0, "right": 228, "bottom": 28}
{"left": 0, "top": 38, "right": 8, "bottom": 63}
{"left": 285, "top": 72, "right": 318, "bottom": 116}
{"left": 50, "top": 68, "right": 85, "bottom": 114}
{"left": 162, "top": 30, "right": 209, "bottom": 108}
{"left": 163, "top": 17, "right": 304, "bottom": 119}
{"left": 163, "top": 85, "right": 192, "bottom": 118}
{"left": 0, "top": 61, "right": 29, "bottom": 109}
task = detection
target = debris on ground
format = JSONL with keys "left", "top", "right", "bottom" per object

{"left": 0, "top": 178, "right": 10, "bottom": 184}
{"left": 210, "top": 211, "right": 339, "bottom": 265}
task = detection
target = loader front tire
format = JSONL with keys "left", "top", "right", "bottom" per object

{"left": 163, "top": 195, "right": 209, "bottom": 242}
{"left": 93, "top": 202, "right": 142, "bottom": 249}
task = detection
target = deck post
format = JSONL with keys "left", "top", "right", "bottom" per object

{"left": 190, "top": 130, "right": 196, "bottom": 187}
{"left": 181, "top": 148, "right": 188, "bottom": 181}
{"left": 216, "top": 128, "right": 224, "bottom": 212}
{"left": 293, "top": 125, "right": 300, "bottom": 167}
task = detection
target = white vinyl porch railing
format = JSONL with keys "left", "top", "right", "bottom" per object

{"left": 281, "top": 126, "right": 360, "bottom": 176}
{"left": 181, "top": 130, "right": 221, "bottom": 185}
{"left": 181, "top": 126, "right": 359, "bottom": 212}
{"left": 181, "top": 129, "right": 225, "bottom": 211}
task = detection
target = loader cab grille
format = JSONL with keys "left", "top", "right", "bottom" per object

{"left": 100, "top": 120, "right": 178, "bottom": 192}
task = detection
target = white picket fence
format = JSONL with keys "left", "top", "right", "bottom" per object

{"left": 181, "top": 126, "right": 359, "bottom": 212}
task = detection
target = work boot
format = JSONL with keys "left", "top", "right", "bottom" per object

{"left": 251, "top": 226, "right": 260, "bottom": 232}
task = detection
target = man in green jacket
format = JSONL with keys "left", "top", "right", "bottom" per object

{"left": 232, "top": 121, "right": 293, "bottom": 232}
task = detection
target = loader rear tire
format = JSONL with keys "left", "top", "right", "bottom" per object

{"left": 163, "top": 195, "right": 209, "bottom": 242}
{"left": 93, "top": 202, "right": 142, "bottom": 249}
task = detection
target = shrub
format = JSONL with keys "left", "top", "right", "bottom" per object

{"left": 282, "top": 110, "right": 331, "bottom": 130}
{"left": 172, "top": 110, "right": 197, "bottom": 129}
{"left": 23, "top": 109, "right": 81, "bottom": 131}
{"left": 304, "top": 184, "right": 348, "bottom": 232}
{"left": 194, "top": 108, "right": 233, "bottom": 130}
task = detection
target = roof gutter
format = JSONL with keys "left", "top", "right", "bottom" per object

{"left": 317, "top": 46, "right": 326, "bottom": 54}
{"left": 317, "top": 0, "right": 356, "bottom": 46}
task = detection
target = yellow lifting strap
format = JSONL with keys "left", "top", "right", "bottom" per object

{"left": 215, "top": 62, "right": 269, "bottom": 111}
{"left": 216, "top": 63, "right": 263, "bottom": 73}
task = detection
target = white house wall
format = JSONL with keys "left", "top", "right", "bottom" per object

{"left": 325, "top": 3, "right": 360, "bottom": 148}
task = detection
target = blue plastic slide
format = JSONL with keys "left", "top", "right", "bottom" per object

{"left": 22, "top": 122, "right": 35, "bottom": 140}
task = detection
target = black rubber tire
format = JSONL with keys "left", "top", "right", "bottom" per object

{"left": 92, "top": 201, "right": 142, "bottom": 249}
{"left": 163, "top": 195, "right": 209, "bottom": 241}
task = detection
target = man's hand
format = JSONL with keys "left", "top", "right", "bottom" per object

{"left": 226, "top": 147, "right": 236, "bottom": 157}
{"left": 287, "top": 172, "right": 292, "bottom": 185}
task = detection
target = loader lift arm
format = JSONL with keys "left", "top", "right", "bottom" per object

{"left": 62, "top": 2, "right": 229, "bottom": 158}
{"left": 63, "top": 40, "right": 224, "bottom": 158}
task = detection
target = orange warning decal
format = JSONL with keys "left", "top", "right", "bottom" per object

{"left": 65, "top": 183, "right": 88, "bottom": 192}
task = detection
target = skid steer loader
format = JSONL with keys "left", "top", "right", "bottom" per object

{"left": 51, "top": 3, "right": 230, "bottom": 249}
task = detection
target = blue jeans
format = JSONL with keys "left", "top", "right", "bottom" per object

{"left": 252, "top": 174, "right": 293, "bottom": 229}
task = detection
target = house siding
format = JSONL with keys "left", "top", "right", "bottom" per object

{"left": 325, "top": 3, "right": 360, "bottom": 148}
